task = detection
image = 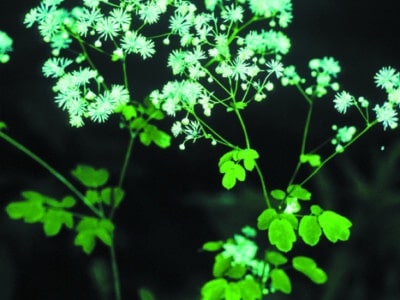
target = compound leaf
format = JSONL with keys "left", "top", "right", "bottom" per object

{"left": 299, "top": 215, "right": 322, "bottom": 246}
{"left": 268, "top": 218, "right": 297, "bottom": 252}
{"left": 270, "top": 268, "right": 292, "bottom": 294}
{"left": 74, "top": 217, "right": 114, "bottom": 254}
{"left": 6, "top": 193, "right": 45, "bottom": 223}
{"left": 71, "top": 165, "right": 109, "bottom": 188}
{"left": 140, "top": 124, "right": 171, "bottom": 148}
{"left": 318, "top": 210, "right": 352, "bottom": 243}
{"left": 292, "top": 256, "right": 327, "bottom": 284}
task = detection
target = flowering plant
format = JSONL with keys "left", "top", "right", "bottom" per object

{"left": 1, "top": 0, "right": 399, "bottom": 299}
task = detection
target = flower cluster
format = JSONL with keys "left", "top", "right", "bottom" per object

{"left": 0, "top": 30, "right": 13, "bottom": 63}
{"left": 305, "top": 57, "right": 341, "bottom": 98}
{"left": 43, "top": 56, "right": 130, "bottom": 127}
{"left": 331, "top": 125, "right": 357, "bottom": 153}
{"left": 151, "top": 0, "right": 293, "bottom": 147}
{"left": 333, "top": 66, "right": 400, "bottom": 130}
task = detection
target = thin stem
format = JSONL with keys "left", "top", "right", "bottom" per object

{"left": 288, "top": 102, "right": 313, "bottom": 186}
{"left": 0, "top": 131, "right": 101, "bottom": 217}
{"left": 110, "top": 241, "right": 122, "bottom": 300}
{"left": 254, "top": 162, "right": 271, "bottom": 207}
{"left": 233, "top": 105, "right": 251, "bottom": 149}
{"left": 299, "top": 121, "right": 378, "bottom": 186}
{"left": 118, "top": 134, "right": 135, "bottom": 188}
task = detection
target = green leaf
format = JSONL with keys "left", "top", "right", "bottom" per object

{"left": 265, "top": 251, "right": 288, "bottom": 266}
{"left": 310, "top": 204, "right": 323, "bottom": 216}
{"left": 222, "top": 170, "right": 237, "bottom": 190}
{"left": 213, "top": 253, "right": 232, "bottom": 277}
{"left": 42, "top": 209, "right": 73, "bottom": 236}
{"left": 60, "top": 196, "right": 76, "bottom": 208}
{"left": 299, "top": 215, "right": 322, "bottom": 246}
{"left": 71, "top": 165, "right": 109, "bottom": 188}
{"left": 271, "top": 189, "right": 286, "bottom": 200}
{"left": 220, "top": 161, "right": 246, "bottom": 189}
{"left": 318, "top": 210, "right": 352, "bottom": 243}
{"left": 292, "top": 256, "right": 328, "bottom": 284}
{"left": 203, "top": 241, "right": 224, "bottom": 252}
{"left": 287, "top": 185, "right": 311, "bottom": 200}
{"left": 218, "top": 150, "right": 238, "bottom": 166}
{"left": 237, "top": 277, "right": 262, "bottom": 300}
{"left": 100, "top": 187, "right": 125, "bottom": 207}
{"left": 225, "top": 264, "right": 247, "bottom": 279}
{"left": 257, "top": 208, "right": 277, "bottom": 230}
{"left": 140, "top": 124, "right": 171, "bottom": 148}
{"left": 6, "top": 200, "right": 45, "bottom": 223}
{"left": 238, "top": 149, "right": 259, "bottom": 171}
{"left": 268, "top": 218, "right": 297, "bottom": 252}
{"left": 116, "top": 104, "right": 137, "bottom": 120}
{"left": 201, "top": 278, "right": 228, "bottom": 300}
{"left": 86, "top": 189, "right": 101, "bottom": 205}
{"left": 225, "top": 282, "right": 241, "bottom": 300}
{"left": 270, "top": 268, "right": 292, "bottom": 294}
{"left": 74, "top": 217, "right": 115, "bottom": 254}
{"left": 300, "top": 153, "right": 321, "bottom": 167}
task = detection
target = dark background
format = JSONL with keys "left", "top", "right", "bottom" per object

{"left": 1, "top": 1, "right": 400, "bottom": 299}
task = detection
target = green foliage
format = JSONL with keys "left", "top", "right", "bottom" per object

{"left": 268, "top": 218, "right": 297, "bottom": 252}
{"left": 218, "top": 149, "right": 259, "bottom": 189}
{"left": 5, "top": 191, "right": 76, "bottom": 236}
{"left": 300, "top": 153, "right": 321, "bottom": 167}
{"left": 270, "top": 268, "right": 292, "bottom": 294}
{"left": 74, "top": 217, "right": 114, "bottom": 254}
{"left": 3, "top": 0, "right": 396, "bottom": 298}
{"left": 317, "top": 210, "right": 352, "bottom": 243}
{"left": 292, "top": 256, "right": 327, "bottom": 284}
{"left": 72, "top": 165, "right": 109, "bottom": 188}
{"left": 299, "top": 215, "right": 322, "bottom": 246}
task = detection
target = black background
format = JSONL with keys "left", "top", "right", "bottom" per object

{"left": 1, "top": 1, "right": 400, "bottom": 299}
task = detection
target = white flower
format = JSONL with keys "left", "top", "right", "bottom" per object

{"left": 333, "top": 91, "right": 354, "bottom": 113}
{"left": 374, "top": 102, "right": 398, "bottom": 130}
{"left": 266, "top": 59, "right": 284, "bottom": 78}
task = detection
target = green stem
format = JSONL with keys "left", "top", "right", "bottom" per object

{"left": 288, "top": 102, "right": 313, "bottom": 186}
{"left": 0, "top": 131, "right": 101, "bottom": 217}
{"left": 110, "top": 241, "right": 122, "bottom": 300}
{"left": 299, "top": 121, "right": 378, "bottom": 186}
{"left": 118, "top": 134, "right": 135, "bottom": 188}
{"left": 255, "top": 162, "right": 271, "bottom": 207}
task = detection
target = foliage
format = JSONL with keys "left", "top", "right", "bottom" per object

{"left": 1, "top": 0, "right": 399, "bottom": 299}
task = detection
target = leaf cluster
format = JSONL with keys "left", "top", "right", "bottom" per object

{"left": 218, "top": 148, "right": 259, "bottom": 190}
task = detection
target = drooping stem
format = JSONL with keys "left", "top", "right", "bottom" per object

{"left": 0, "top": 131, "right": 101, "bottom": 217}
